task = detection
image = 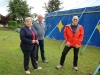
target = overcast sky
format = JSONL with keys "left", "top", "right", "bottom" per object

{"left": 0, "top": 0, "right": 99, "bottom": 16}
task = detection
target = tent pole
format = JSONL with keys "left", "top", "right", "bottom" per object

{"left": 93, "top": 62, "right": 100, "bottom": 75}
{"left": 3, "top": 34, "right": 14, "bottom": 41}
{"left": 81, "top": 19, "right": 100, "bottom": 54}
{"left": 46, "top": 10, "right": 59, "bottom": 28}
{"left": 45, "top": 15, "right": 66, "bottom": 40}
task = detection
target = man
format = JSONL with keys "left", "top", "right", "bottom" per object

{"left": 56, "top": 16, "right": 84, "bottom": 71}
{"left": 33, "top": 14, "right": 48, "bottom": 63}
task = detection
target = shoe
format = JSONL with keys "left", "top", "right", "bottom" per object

{"left": 36, "top": 61, "right": 38, "bottom": 63}
{"left": 43, "top": 60, "right": 48, "bottom": 63}
{"left": 74, "top": 67, "right": 78, "bottom": 71}
{"left": 56, "top": 65, "right": 63, "bottom": 69}
{"left": 34, "top": 67, "right": 42, "bottom": 71}
{"left": 25, "top": 70, "right": 30, "bottom": 74}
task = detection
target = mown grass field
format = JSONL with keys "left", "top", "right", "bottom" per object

{"left": 0, "top": 30, "right": 100, "bottom": 75}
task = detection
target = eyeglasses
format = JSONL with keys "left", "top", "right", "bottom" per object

{"left": 73, "top": 19, "right": 78, "bottom": 20}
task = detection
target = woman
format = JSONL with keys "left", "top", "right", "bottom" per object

{"left": 20, "top": 17, "right": 42, "bottom": 74}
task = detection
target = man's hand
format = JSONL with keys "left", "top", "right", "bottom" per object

{"left": 66, "top": 41, "right": 70, "bottom": 47}
{"left": 75, "top": 44, "right": 80, "bottom": 48}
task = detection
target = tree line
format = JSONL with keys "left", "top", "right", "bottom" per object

{"left": 0, "top": 0, "right": 63, "bottom": 27}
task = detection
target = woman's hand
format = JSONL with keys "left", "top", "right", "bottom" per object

{"left": 32, "top": 40, "right": 36, "bottom": 43}
{"left": 35, "top": 40, "right": 39, "bottom": 45}
{"left": 32, "top": 40, "right": 39, "bottom": 44}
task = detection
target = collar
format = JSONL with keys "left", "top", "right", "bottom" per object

{"left": 71, "top": 23, "right": 78, "bottom": 26}
{"left": 37, "top": 21, "right": 43, "bottom": 23}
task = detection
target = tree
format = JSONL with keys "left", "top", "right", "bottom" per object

{"left": 0, "top": 14, "right": 11, "bottom": 26}
{"left": 30, "top": 13, "right": 38, "bottom": 20}
{"left": 43, "top": 0, "right": 63, "bottom": 13}
{"left": 33, "top": 13, "right": 38, "bottom": 19}
{"left": 7, "top": 0, "right": 33, "bottom": 22}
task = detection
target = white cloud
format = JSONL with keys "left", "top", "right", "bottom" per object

{"left": 0, "top": 0, "right": 9, "bottom": 16}
{"left": 0, "top": 0, "right": 99, "bottom": 16}
{"left": 26, "top": 0, "right": 49, "bottom": 16}
{"left": 0, "top": 7, "right": 8, "bottom": 16}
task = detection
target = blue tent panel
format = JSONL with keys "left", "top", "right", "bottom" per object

{"left": 45, "top": 6, "right": 100, "bottom": 47}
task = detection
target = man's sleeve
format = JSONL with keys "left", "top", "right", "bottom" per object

{"left": 77, "top": 26, "right": 84, "bottom": 45}
{"left": 64, "top": 26, "right": 69, "bottom": 42}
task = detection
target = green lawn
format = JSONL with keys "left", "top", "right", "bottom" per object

{"left": 0, "top": 30, "right": 100, "bottom": 75}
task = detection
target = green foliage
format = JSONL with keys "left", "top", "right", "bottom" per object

{"left": 7, "top": 0, "right": 33, "bottom": 22}
{"left": 17, "top": 22, "right": 25, "bottom": 28}
{"left": 8, "top": 21, "right": 17, "bottom": 29}
{"left": 43, "top": 0, "right": 63, "bottom": 13}
{"left": 0, "top": 31, "right": 100, "bottom": 75}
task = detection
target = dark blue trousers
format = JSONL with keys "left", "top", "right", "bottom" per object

{"left": 22, "top": 46, "right": 38, "bottom": 71}
{"left": 36, "top": 40, "right": 46, "bottom": 61}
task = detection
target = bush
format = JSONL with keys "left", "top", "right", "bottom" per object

{"left": 17, "top": 22, "right": 25, "bottom": 28}
{"left": 8, "top": 21, "right": 17, "bottom": 29}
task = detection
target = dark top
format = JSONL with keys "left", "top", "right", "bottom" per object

{"left": 71, "top": 24, "right": 78, "bottom": 34}
{"left": 20, "top": 26, "right": 37, "bottom": 50}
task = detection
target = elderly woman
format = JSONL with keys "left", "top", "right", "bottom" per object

{"left": 20, "top": 17, "right": 42, "bottom": 74}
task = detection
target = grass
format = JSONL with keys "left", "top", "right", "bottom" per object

{"left": 0, "top": 30, "right": 100, "bottom": 75}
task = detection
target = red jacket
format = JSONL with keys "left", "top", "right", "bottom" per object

{"left": 64, "top": 24, "right": 84, "bottom": 47}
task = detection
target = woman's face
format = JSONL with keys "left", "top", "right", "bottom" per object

{"left": 25, "top": 19, "right": 32, "bottom": 28}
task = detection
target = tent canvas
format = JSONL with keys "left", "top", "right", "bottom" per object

{"left": 45, "top": 4, "right": 100, "bottom": 47}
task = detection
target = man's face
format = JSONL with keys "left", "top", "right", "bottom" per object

{"left": 72, "top": 16, "right": 79, "bottom": 25}
{"left": 38, "top": 15, "right": 43, "bottom": 23}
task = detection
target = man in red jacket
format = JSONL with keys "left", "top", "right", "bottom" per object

{"left": 56, "top": 16, "right": 84, "bottom": 71}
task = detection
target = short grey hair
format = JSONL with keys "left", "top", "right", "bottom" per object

{"left": 72, "top": 16, "right": 79, "bottom": 20}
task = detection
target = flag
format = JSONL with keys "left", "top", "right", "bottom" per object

{"left": 96, "top": 24, "right": 100, "bottom": 33}
{"left": 57, "top": 20, "right": 64, "bottom": 32}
